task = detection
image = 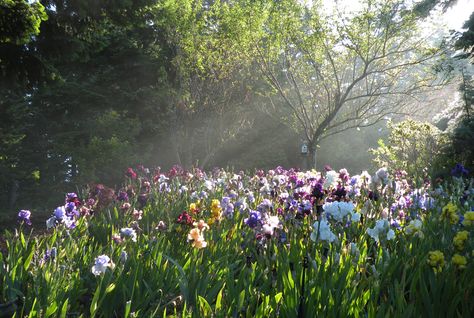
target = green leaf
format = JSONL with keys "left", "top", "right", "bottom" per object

{"left": 90, "top": 282, "right": 102, "bottom": 317}
{"left": 44, "top": 302, "right": 57, "bottom": 317}
{"left": 198, "top": 296, "right": 212, "bottom": 316}
{"left": 215, "top": 283, "right": 225, "bottom": 312}
{"left": 23, "top": 248, "right": 34, "bottom": 271}
{"left": 124, "top": 300, "right": 132, "bottom": 318}
{"left": 274, "top": 292, "right": 283, "bottom": 304}
{"left": 60, "top": 299, "right": 68, "bottom": 318}
{"left": 105, "top": 283, "right": 116, "bottom": 294}
{"left": 238, "top": 290, "right": 245, "bottom": 310}
{"left": 27, "top": 298, "right": 37, "bottom": 318}
{"left": 20, "top": 232, "right": 26, "bottom": 249}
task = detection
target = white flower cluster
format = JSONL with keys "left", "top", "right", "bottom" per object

{"left": 310, "top": 219, "right": 336, "bottom": 243}
{"left": 262, "top": 215, "right": 281, "bottom": 236}
{"left": 323, "top": 170, "right": 339, "bottom": 189}
{"left": 367, "top": 219, "right": 395, "bottom": 242}
{"left": 373, "top": 167, "right": 389, "bottom": 184}
{"left": 323, "top": 201, "right": 360, "bottom": 223}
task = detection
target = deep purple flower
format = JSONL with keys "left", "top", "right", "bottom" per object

{"left": 332, "top": 185, "right": 347, "bottom": 200}
{"left": 368, "top": 191, "right": 379, "bottom": 201}
{"left": 138, "top": 194, "right": 148, "bottom": 207}
{"left": 451, "top": 163, "right": 469, "bottom": 178}
{"left": 311, "top": 182, "right": 324, "bottom": 199}
{"left": 391, "top": 220, "right": 401, "bottom": 230}
{"left": 295, "top": 179, "right": 305, "bottom": 188}
{"left": 117, "top": 191, "right": 129, "bottom": 202}
{"left": 297, "top": 200, "right": 312, "bottom": 217}
{"left": 17, "top": 210, "right": 32, "bottom": 225}
{"left": 244, "top": 210, "right": 262, "bottom": 228}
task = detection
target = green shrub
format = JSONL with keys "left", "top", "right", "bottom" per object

{"left": 370, "top": 119, "right": 447, "bottom": 185}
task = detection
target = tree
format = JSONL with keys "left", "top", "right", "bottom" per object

{"left": 152, "top": 0, "right": 265, "bottom": 168}
{"left": 250, "top": 0, "right": 446, "bottom": 168}
{"left": 0, "top": 0, "right": 176, "bottom": 211}
{"left": 0, "top": 0, "right": 48, "bottom": 210}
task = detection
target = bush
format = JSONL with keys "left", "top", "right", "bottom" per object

{"left": 370, "top": 119, "right": 447, "bottom": 185}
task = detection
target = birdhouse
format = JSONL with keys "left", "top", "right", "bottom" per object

{"left": 301, "top": 141, "right": 309, "bottom": 155}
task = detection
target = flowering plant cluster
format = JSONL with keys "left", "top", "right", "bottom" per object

{"left": 5, "top": 163, "right": 473, "bottom": 316}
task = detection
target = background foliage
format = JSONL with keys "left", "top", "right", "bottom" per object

{"left": 1, "top": 0, "right": 473, "bottom": 225}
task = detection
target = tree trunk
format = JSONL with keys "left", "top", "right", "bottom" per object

{"left": 307, "top": 142, "right": 318, "bottom": 170}
{"left": 9, "top": 179, "right": 19, "bottom": 210}
{"left": 312, "top": 148, "right": 317, "bottom": 169}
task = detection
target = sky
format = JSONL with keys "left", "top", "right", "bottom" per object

{"left": 443, "top": 0, "right": 474, "bottom": 30}
{"left": 317, "top": 0, "right": 474, "bottom": 31}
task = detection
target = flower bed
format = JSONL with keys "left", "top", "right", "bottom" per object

{"left": 2, "top": 165, "right": 473, "bottom": 317}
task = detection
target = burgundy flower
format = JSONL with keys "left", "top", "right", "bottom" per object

{"left": 126, "top": 167, "right": 137, "bottom": 179}
{"left": 177, "top": 211, "right": 194, "bottom": 226}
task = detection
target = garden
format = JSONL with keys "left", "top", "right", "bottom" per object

{"left": 2, "top": 0, "right": 474, "bottom": 316}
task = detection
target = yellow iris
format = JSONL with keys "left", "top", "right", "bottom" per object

{"left": 440, "top": 202, "right": 459, "bottom": 224}
{"left": 210, "top": 199, "right": 222, "bottom": 219}
{"left": 189, "top": 202, "right": 200, "bottom": 214}
{"left": 453, "top": 231, "right": 469, "bottom": 250}
{"left": 452, "top": 254, "right": 467, "bottom": 269}
{"left": 428, "top": 250, "right": 445, "bottom": 273}
{"left": 463, "top": 212, "right": 474, "bottom": 226}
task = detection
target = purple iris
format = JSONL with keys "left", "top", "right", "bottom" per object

{"left": 295, "top": 179, "right": 305, "bottom": 188}
{"left": 17, "top": 210, "right": 32, "bottom": 226}
{"left": 221, "top": 197, "right": 231, "bottom": 205}
{"left": 244, "top": 210, "right": 262, "bottom": 228}
{"left": 332, "top": 185, "right": 347, "bottom": 199}
{"left": 65, "top": 202, "right": 78, "bottom": 217}
{"left": 311, "top": 182, "right": 324, "bottom": 199}
{"left": 117, "top": 191, "right": 129, "bottom": 202}
{"left": 391, "top": 220, "right": 401, "bottom": 230}
{"left": 298, "top": 200, "right": 312, "bottom": 216}
{"left": 54, "top": 206, "right": 66, "bottom": 219}
{"left": 339, "top": 169, "right": 350, "bottom": 183}
{"left": 66, "top": 192, "right": 78, "bottom": 202}
{"left": 44, "top": 247, "right": 57, "bottom": 261}
{"left": 221, "top": 197, "right": 234, "bottom": 218}
{"left": 451, "top": 163, "right": 469, "bottom": 178}
{"left": 350, "top": 176, "right": 358, "bottom": 186}
{"left": 257, "top": 199, "right": 272, "bottom": 213}
{"left": 275, "top": 166, "right": 285, "bottom": 174}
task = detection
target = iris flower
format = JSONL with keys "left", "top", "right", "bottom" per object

{"left": 92, "top": 255, "right": 114, "bottom": 276}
